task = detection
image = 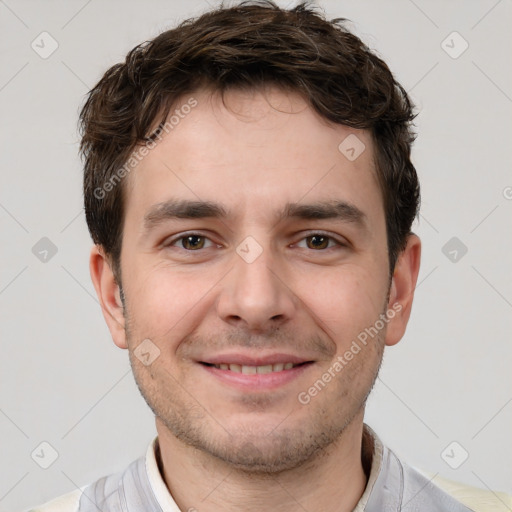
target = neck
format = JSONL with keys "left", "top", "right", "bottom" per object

{"left": 155, "top": 413, "right": 370, "bottom": 512}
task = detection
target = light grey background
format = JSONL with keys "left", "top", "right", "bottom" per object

{"left": 1, "top": 0, "right": 511, "bottom": 510}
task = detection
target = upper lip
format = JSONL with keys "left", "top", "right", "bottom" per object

{"left": 200, "top": 353, "right": 313, "bottom": 366}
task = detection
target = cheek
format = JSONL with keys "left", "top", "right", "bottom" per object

{"left": 124, "top": 262, "right": 220, "bottom": 341}
{"left": 297, "top": 266, "right": 386, "bottom": 340}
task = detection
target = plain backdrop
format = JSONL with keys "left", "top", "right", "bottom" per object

{"left": 0, "top": 0, "right": 511, "bottom": 510}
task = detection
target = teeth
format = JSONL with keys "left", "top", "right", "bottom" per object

{"left": 257, "top": 365, "right": 273, "bottom": 374}
{"left": 213, "top": 362, "right": 298, "bottom": 373}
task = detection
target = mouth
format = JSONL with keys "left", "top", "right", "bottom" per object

{"left": 198, "top": 354, "right": 315, "bottom": 391}
{"left": 202, "top": 361, "right": 308, "bottom": 374}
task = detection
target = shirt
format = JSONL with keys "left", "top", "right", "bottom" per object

{"left": 25, "top": 424, "right": 511, "bottom": 511}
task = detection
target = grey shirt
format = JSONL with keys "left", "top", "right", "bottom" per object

{"left": 73, "top": 424, "right": 474, "bottom": 512}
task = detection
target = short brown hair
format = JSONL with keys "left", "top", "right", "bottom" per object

{"left": 79, "top": 0, "right": 419, "bottom": 281}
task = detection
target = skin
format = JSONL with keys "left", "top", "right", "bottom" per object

{"left": 90, "top": 86, "right": 421, "bottom": 512}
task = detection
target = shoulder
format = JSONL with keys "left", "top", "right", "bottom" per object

{"left": 24, "top": 489, "right": 82, "bottom": 512}
{"left": 418, "top": 470, "right": 512, "bottom": 512}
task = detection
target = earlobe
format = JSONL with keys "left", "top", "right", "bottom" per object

{"left": 89, "top": 245, "right": 128, "bottom": 349}
{"left": 384, "top": 234, "right": 421, "bottom": 347}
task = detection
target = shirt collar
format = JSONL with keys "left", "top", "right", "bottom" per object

{"left": 145, "top": 437, "right": 182, "bottom": 511}
{"left": 144, "top": 423, "right": 384, "bottom": 510}
{"left": 353, "top": 423, "right": 385, "bottom": 511}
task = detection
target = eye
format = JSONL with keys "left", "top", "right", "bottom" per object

{"left": 167, "top": 233, "right": 216, "bottom": 251}
{"left": 295, "top": 232, "right": 345, "bottom": 250}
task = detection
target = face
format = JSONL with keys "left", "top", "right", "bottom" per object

{"left": 97, "top": 87, "right": 409, "bottom": 473}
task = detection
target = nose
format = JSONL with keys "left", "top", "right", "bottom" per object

{"left": 216, "top": 243, "right": 297, "bottom": 332}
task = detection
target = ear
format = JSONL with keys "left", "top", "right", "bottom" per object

{"left": 89, "top": 245, "right": 127, "bottom": 349}
{"left": 384, "top": 233, "right": 421, "bottom": 347}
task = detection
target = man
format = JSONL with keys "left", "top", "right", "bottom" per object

{"left": 27, "top": 1, "right": 510, "bottom": 511}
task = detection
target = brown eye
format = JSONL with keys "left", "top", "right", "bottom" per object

{"left": 167, "top": 233, "right": 215, "bottom": 251}
{"left": 293, "top": 232, "right": 345, "bottom": 252}
{"left": 180, "top": 235, "right": 206, "bottom": 250}
{"left": 306, "top": 234, "right": 330, "bottom": 250}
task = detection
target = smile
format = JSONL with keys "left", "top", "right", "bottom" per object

{"left": 209, "top": 362, "right": 300, "bottom": 373}
{"left": 200, "top": 358, "right": 314, "bottom": 391}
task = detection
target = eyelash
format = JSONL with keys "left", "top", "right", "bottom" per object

{"left": 164, "top": 231, "right": 346, "bottom": 252}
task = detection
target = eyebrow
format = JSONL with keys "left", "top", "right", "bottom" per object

{"left": 144, "top": 200, "right": 228, "bottom": 229}
{"left": 143, "top": 199, "right": 368, "bottom": 231}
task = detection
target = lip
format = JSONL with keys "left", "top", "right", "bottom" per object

{"left": 198, "top": 352, "right": 314, "bottom": 391}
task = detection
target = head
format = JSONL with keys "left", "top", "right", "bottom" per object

{"left": 84, "top": 1, "right": 421, "bottom": 473}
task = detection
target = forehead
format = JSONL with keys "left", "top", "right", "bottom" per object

{"left": 124, "top": 86, "right": 384, "bottom": 230}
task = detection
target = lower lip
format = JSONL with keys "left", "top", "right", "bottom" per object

{"left": 201, "top": 363, "right": 313, "bottom": 391}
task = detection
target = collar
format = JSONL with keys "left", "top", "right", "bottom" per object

{"left": 144, "top": 423, "right": 384, "bottom": 510}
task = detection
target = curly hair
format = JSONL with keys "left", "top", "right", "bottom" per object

{"left": 79, "top": 0, "right": 419, "bottom": 280}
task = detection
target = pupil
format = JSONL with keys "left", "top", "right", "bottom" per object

{"left": 185, "top": 235, "right": 203, "bottom": 249}
{"left": 310, "top": 235, "right": 327, "bottom": 249}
